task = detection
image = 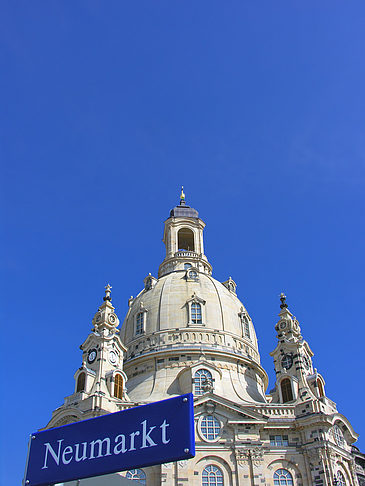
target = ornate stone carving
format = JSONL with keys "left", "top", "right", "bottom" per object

{"left": 236, "top": 447, "right": 263, "bottom": 467}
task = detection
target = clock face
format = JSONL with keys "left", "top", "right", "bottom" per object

{"left": 279, "top": 321, "right": 286, "bottom": 329}
{"left": 281, "top": 354, "right": 293, "bottom": 370}
{"left": 109, "top": 314, "right": 116, "bottom": 324}
{"left": 88, "top": 349, "right": 97, "bottom": 363}
{"left": 109, "top": 350, "right": 118, "bottom": 365}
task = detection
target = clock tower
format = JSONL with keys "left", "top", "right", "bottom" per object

{"left": 46, "top": 285, "right": 130, "bottom": 429}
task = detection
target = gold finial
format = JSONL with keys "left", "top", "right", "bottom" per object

{"left": 180, "top": 186, "right": 186, "bottom": 204}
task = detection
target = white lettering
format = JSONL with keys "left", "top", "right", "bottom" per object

{"left": 89, "top": 438, "right": 112, "bottom": 459}
{"left": 75, "top": 442, "right": 87, "bottom": 462}
{"left": 141, "top": 420, "right": 157, "bottom": 449}
{"left": 160, "top": 419, "right": 170, "bottom": 444}
{"left": 114, "top": 434, "right": 127, "bottom": 454}
{"left": 62, "top": 445, "right": 73, "bottom": 464}
{"left": 129, "top": 431, "right": 140, "bottom": 451}
{"left": 42, "top": 440, "right": 64, "bottom": 469}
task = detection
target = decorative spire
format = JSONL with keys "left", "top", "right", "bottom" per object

{"left": 104, "top": 283, "right": 112, "bottom": 302}
{"left": 280, "top": 292, "right": 288, "bottom": 309}
{"left": 180, "top": 186, "right": 186, "bottom": 205}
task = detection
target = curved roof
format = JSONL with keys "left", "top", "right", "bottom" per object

{"left": 169, "top": 203, "right": 199, "bottom": 218}
{"left": 120, "top": 270, "right": 259, "bottom": 355}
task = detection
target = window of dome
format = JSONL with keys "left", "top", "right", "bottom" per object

{"left": 239, "top": 310, "right": 251, "bottom": 340}
{"left": 281, "top": 378, "right": 293, "bottom": 403}
{"left": 200, "top": 415, "right": 221, "bottom": 441}
{"left": 194, "top": 369, "right": 213, "bottom": 395}
{"left": 274, "top": 469, "right": 293, "bottom": 485}
{"left": 202, "top": 465, "right": 223, "bottom": 486}
{"left": 333, "top": 425, "right": 345, "bottom": 447}
{"left": 188, "top": 270, "right": 198, "bottom": 280}
{"left": 126, "top": 469, "right": 146, "bottom": 484}
{"left": 191, "top": 302, "right": 202, "bottom": 323}
{"left": 136, "top": 312, "right": 145, "bottom": 335}
{"left": 178, "top": 228, "right": 195, "bottom": 251}
{"left": 184, "top": 263, "right": 192, "bottom": 269}
{"left": 76, "top": 372, "right": 85, "bottom": 392}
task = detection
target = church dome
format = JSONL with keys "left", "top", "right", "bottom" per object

{"left": 120, "top": 193, "right": 268, "bottom": 403}
{"left": 121, "top": 270, "right": 259, "bottom": 363}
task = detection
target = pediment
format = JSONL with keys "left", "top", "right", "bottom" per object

{"left": 194, "top": 394, "right": 267, "bottom": 424}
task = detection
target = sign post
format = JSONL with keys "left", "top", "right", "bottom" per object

{"left": 23, "top": 393, "right": 195, "bottom": 486}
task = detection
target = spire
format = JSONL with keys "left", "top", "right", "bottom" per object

{"left": 92, "top": 284, "right": 120, "bottom": 333}
{"left": 275, "top": 293, "right": 302, "bottom": 343}
{"left": 180, "top": 186, "right": 186, "bottom": 206}
{"left": 280, "top": 292, "right": 288, "bottom": 309}
{"left": 104, "top": 283, "right": 112, "bottom": 302}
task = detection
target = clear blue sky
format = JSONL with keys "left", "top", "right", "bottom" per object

{"left": 1, "top": 2, "right": 364, "bottom": 484}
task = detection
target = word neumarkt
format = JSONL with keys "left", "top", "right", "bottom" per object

{"left": 42, "top": 419, "right": 170, "bottom": 469}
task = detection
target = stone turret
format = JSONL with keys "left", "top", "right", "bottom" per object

{"left": 269, "top": 293, "right": 331, "bottom": 408}
{"left": 45, "top": 285, "right": 130, "bottom": 428}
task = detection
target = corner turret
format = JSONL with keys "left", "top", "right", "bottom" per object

{"left": 45, "top": 285, "right": 130, "bottom": 428}
{"left": 269, "top": 294, "right": 333, "bottom": 411}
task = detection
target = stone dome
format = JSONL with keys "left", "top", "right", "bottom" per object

{"left": 121, "top": 270, "right": 260, "bottom": 363}
{"left": 119, "top": 196, "right": 268, "bottom": 403}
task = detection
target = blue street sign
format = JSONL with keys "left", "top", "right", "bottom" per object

{"left": 23, "top": 393, "right": 195, "bottom": 486}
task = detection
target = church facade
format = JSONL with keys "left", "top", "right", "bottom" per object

{"left": 46, "top": 193, "right": 361, "bottom": 486}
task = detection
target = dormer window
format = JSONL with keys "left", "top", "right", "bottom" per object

{"left": 185, "top": 266, "right": 199, "bottom": 282}
{"left": 184, "top": 263, "right": 192, "bottom": 270}
{"left": 186, "top": 293, "right": 206, "bottom": 326}
{"left": 239, "top": 309, "right": 251, "bottom": 340}
{"left": 143, "top": 273, "right": 157, "bottom": 291}
{"left": 136, "top": 312, "right": 144, "bottom": 335}
{"left": 191, "top": 303, "right": 202, "bottom": 324}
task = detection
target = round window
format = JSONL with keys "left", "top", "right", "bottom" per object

{"left": 200, "top": 415, "right": 221, "bottom": 441}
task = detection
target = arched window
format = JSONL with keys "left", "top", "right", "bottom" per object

{"left": 191, "top": 302, "right": 202, "bottom": 323}
{"left": 136, "top": 312, "right": 145, "bottom": 335}
{"left": 281, "top": 378, "right": 293, "bottom": 403}
{"left": 126, "top": 469, "right": 146, "bottom": 484}
{"left": 273, "top": 469, "right": 293, "bottom": 485}
{"left": 202, "top": 465, "right": 223, "bottom": 486}
{"left": 200, "top": 415, "right": 221, "bottom": 441}
{"left": 114, "top": 374, "right": 123, "bottom": 400}
{"left": 317, "top": 379, "right": 324, "bottom": 397}
{"left": 337, "top": 471, "right": 346, "bottom": 486}
{"left": 194, "top": 369, "right": 213, "bottom": 395}
{"left": 76, "top": 372, "right": 85, "bottom": 392}
{"left": 184, "top": 263, "right": 192, "bottom": 269}
{"left": 178, "top": 228, "right": 195, "bottom": 251}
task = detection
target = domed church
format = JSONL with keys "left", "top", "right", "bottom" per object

{"left": 47, "top": 191, "right": 363, "bottom": 486}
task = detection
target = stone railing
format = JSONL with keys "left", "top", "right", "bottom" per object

{"left": 174, "top": 250, "right": 199, "bottom": 258}
{"left": 127, "top": 329, "right": 259, "bottom": 362}
{"left": 255, "top": 405, "right": 295, "bottom": 418}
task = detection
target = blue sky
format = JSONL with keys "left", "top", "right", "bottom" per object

{"left": 1, "top": 2, "right": 365, "bottom": 484}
